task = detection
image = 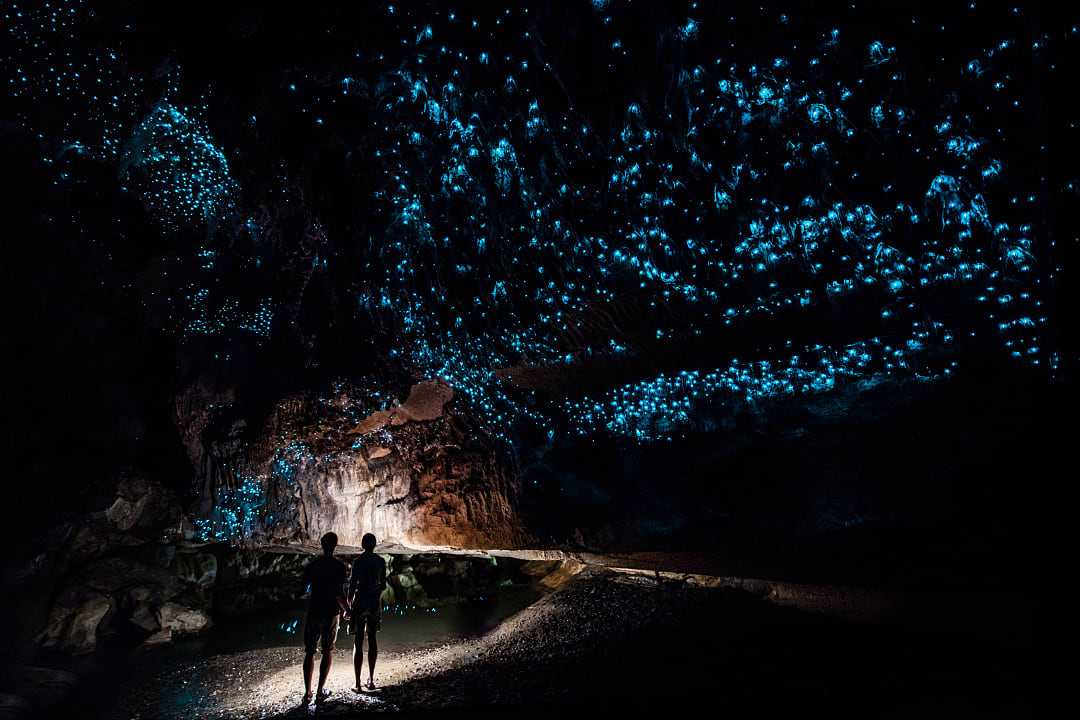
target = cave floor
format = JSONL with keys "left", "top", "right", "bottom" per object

{"left": 55, "top": 566, "right": 1030, "bottom": 718}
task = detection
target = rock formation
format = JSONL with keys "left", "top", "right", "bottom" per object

{"left": 177, "top": 378, "right": 529, "bottom": 549}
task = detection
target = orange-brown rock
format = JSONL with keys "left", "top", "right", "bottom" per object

{"left": 178, "top": 378, "right": 529, "bottom": 550}
{"left": 348, "top": 380, "right": 455, "bottom": 435}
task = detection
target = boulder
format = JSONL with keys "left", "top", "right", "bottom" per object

{"left": 37, "top": 587, "right": 111, "bottom": 654}
{"left": 105, "top": 494, "right": 148, "bottom": 532}
{"left": 174, "top": 552, "right": 217, "bottom": 587}
{"left": 390, "top": 571, "right": 417, "bottom": 589}
{"left": 68, "top": 523, "right": 145, "bottom": 562}
{"left": 104, "top": 475, "right": 183, "bottom": 537}
{"left": 81, "top": 556, "right": 181, "bottom": 597}
{"left": 144, "top": 629, "right": 172, "bottom": 644}
{"left": 125, "top": 586, "right": 163, "bottom": 634}
{"left": 388, "top": 571, "right": 426, "bottom": 604}
{"left": 159, "top": 603, "right": 211, "bottom": 635}
{"left": 121, "top": 587, "right": 211, "bottom": 641}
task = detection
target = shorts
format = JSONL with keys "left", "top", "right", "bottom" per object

{"left": 303, "top": 612, "right": 340, "bottom": 654}
{"left": 349, "top": 605, "right": 382, "bottom": 635}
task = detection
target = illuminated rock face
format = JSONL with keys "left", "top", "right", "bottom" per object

{"left": 179, "top": 379, "right": 528, "bottom": 549}
{"left": 294, "top": 446, "right": 525, "bottom": 549}
{"left": 292, "top": 380, "right": 526, "bottom": 549}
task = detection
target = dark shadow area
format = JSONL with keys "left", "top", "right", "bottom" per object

{"left": 521, "top": 370, "right": 1062, "bottom": 591}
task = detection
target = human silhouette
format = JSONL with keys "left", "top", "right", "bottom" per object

{"left": 349, "top": 532, "right": 387, "bottom": 691}
{"left": 300, "top": 532, "right": 349, "bottom": 705}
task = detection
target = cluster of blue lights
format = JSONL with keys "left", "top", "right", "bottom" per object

{"left": 566, "top": 322, "right": 953, "bottom": 441}
{"left": 179, "top": 288, "right": 273, "bottom": 339}
{"left": 2, "top": 0, "right": 138, "bottom": 161}
{"left": 192, "top": 443, "right": 310, "bottom": 542}
{"left": 340, "top": 4, "right": 1055, "bottom": 440}
{"left": 121, "top": 102, "right": 238, "bottom": 230}
{"left": 3, "top": 1, "right": 1065, "bottom": 450}
{"left": 193, "top": 473, "right": 266, "bottom": 542}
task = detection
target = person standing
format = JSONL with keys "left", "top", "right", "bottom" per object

{"left": 349, "top": 532, "right": 387, "bottom": 691}
{"left": 300, "top": 532, "right": 349, "bottom": 705}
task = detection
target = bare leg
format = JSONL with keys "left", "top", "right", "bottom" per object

{"left": 353, "top": 630, "right": 364, "bottom": 690}
{"left": 367, "top": 630, "right": 378, "bottom": 686}
{"left": 317, "top": 650, "right": 333, "bottom": 694}
{"left": 302, "top": 652, "right": 315, "bottom": 700}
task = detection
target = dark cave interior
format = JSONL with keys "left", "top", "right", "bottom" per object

{"left": 1, "top": 0, "right": 1070, "bottom": 716}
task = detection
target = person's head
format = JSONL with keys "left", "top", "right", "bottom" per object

{"left": 320, "top": 532, "right": 338, "bottom": 556}
{"left": 361, "top": 533, "right": 377, "bottom": 552}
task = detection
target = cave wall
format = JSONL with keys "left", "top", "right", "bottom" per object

{"left": 176, "top": 378, "right": 529, "bottom": 550}
{"left": 295, "top": 449, "right": 524, "bottom": 549}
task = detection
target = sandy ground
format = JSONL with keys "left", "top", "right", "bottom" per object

{"left": 101, "top": 566, "right": 1029, "bottom": 718}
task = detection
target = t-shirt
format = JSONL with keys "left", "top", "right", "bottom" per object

{"left": 303, "top": 555, "right": 348, "bottom": 617}
{"left": 349, "top": 552, "right": 387, "bottom": 609}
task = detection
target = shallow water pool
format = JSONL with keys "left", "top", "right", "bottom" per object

{"left": 55, "top": 584, "right": 542, "bottom": 718}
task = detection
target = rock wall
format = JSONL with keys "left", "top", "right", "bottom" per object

{"left": 19, "top": 475, "right": 213, "bottom": 655}
{"left": 177, "top": 379, "right": 530, "bottom": 550}
{"left": 294, "top": 444, "right": 524, "bottom": 549}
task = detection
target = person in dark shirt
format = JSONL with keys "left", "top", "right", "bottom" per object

{"left": 348, "top": 532, "right": 387, "bottom": 691}
{"left": 300, "top": 532, "right": 348, "bottom": 705}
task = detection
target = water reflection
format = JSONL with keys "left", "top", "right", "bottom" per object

{"left": 64, "top": 585, "right": 541, "bottom": 718}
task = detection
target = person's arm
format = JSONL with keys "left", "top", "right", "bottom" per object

{"left": 379, "top": 556, "right": 387, "bottom": 592}
{"left": 347, "top": 559, "right": 358, "bottom": 605}
{"left": 336, "top": 564, "right": 350, "bottom": 615}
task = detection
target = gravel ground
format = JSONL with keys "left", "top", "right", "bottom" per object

{"left": 267, "top": 568, "right": 1027, "bottom": 717}
{"left": 97, "top": 567, "right": 1029, "bottom": 717}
